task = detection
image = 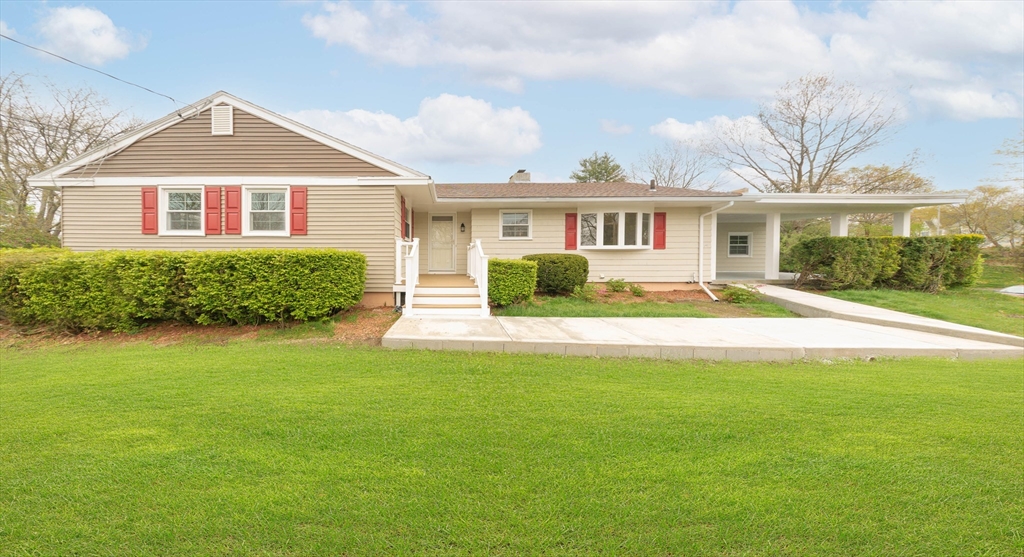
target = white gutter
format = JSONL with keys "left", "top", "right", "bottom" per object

{"left": 697, "top": 201, "right": 734, "bottom": 302}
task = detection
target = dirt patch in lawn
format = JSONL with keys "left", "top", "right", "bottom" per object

{"left": 0, "top": 306, "right": 400, "bottom": 350}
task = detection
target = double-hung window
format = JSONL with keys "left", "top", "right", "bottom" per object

{"left": 244, "top": 187, "right": 289, "bottom": 236}
{"left": 728, "top": 233, "right": 751, "bottom": 256}
{"left": 499, "top": 210, "right": 532, "bottom": 240}
{"left": 160, "top": 186, "right": 204, "bottom": 236}
{"left": 580, "top": 210, "right": 652, "bottom": 248}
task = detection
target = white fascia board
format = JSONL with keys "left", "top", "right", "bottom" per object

{"left": 433, "top": 196, "right": 744, "bottom": 204}
{"left": 746, "top": 194, "right": 967, "bottom": 205}
{"left": 30, "top": 90, "right": 429, "bottom": 182}
{"left": 32, "top": 176, "right": 434, "bottom": 188}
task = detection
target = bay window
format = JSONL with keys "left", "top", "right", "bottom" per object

{"left": 579, "top": 210, "right": 653, "bottom": 249}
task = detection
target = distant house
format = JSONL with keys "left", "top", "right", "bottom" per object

{"left": 30, "top": 92, "right": 965, "bottom": 315}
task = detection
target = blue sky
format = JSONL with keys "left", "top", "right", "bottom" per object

{"left": 1, "top": 1, "right": 1021, "bottom": 189}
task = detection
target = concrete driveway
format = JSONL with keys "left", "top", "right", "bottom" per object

{"left": 383, "top": 316, "right": 1022, "bottom": 361}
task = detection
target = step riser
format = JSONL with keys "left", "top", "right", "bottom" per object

{"left": 414, "top": 287, "right": 480, "bottom": 296}
{"left": 408, "top": 308, "right": 488, "bottom": 317}
{"left": 413, "top": 296, "right": 483, "bottom": 306}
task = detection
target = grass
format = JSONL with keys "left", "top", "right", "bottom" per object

{"left": 825, "top": 262, "right": 1024, "bottom": 337}
{"left": 976, "top": 262, "right": 1024, "bottom": 289}
{"left": 2, "top": 341, "right": 1022, "bottom": 555}
{"left": 495, "top": 295, "right": 794, "bottom": 318}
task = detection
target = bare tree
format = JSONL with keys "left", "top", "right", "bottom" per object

{"left": 629, "top": 141, "right": 719, "bottom": 190}
{"left": 1, "top": 73, "right": 139, "bottom": 245}
{"left": 948, "top": 185, "right": 1024, "bottom": 249}
{"left": 713, "top": 74, "right": 902, "bottom": 193}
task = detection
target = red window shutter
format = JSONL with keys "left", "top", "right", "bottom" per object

{"left": 653, "top": 212, "right": 667, "bottom": 249}
{"left": 290, "top": 187, "right": 307, "bottom": 235}
{"left": 204, "top": 187, "right": 221, "bottom": 235}
{"left": 564, "top": 213, "right": 577, "bottom": 250}
{"left": 224, "top": 186, "right": 242, "bottom": 234}
{"left": 141, "top": 187, "right": 158, "bottom": 234}
{"left": 401, "top": 196, "right": 407, "bottom": 239}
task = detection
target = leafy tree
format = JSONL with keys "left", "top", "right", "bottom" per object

{"left": 712, "top": 73, "right": 902, "bottom": 193}
{"left": 628, "top": 141, "right": 718, "bottom": 190}
{"left": 570, "top": 151, "right": 626, "bottom": 183}
{"left": 1, "top": 73, "right": 139, "bottom": 247}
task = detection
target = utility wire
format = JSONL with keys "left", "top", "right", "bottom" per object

{"left": 0, "top": 33, "right": 182, "bottom": 112}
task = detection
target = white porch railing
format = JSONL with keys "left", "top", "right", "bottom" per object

{"left": 467, "top": 239, "right": 490, "bottom": 317}
{"left": 395, "top": 237, "right": 420, "bottom": 316}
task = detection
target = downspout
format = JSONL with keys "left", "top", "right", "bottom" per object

{"left": 697, "top": 201, "right": 734, "bottom": 302}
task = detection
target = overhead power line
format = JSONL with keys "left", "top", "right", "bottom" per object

{"left": 0, "top": 33, "right": 182, "bottom": 111}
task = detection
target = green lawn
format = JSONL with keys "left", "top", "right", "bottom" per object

{"left": 977, "top": 262, "right": 1024, "bottom": 289}
{"left": 825, "top": 262, "right": 1024, "bottom": 337}
{"left": 2, "top": 342, "right": 1022, "bottom": 555}
{"left": 495, "top": 295, "right": 794, "bottom": 318}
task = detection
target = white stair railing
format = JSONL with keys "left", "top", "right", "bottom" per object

{"left": 467, "top": 239, "right": 490, "bottom": 317}
{"left": 395, "top": 237, "right": 420, "bottom": 316}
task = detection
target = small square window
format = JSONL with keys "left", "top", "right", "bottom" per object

{"left": 500, "top": 211, "right": 531, "bottom": 239}
{"left": 728, "top": 233, "right": 751, "bottom": 256}
{"left": 244, "top": 187, "right": 289, "bottom": 236}
{"left": 160, "top": 187, "right": 204, "bottom": 235}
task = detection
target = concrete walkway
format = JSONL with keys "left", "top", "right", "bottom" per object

{"left": 753, "top": 284, "right": 1024, "bottom": 348}
{"left": 383, "top": 316, "right": 1022, "bottom": 361}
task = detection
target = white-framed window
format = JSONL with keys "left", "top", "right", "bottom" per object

{"left": 728, "top": 233, "right": 751, "bottom": 257}
{"left": 499, "top": 210, "right": 532, "bottom": 240}
{"left": 579, "top": 210, "right": 652, "bottom": 249}
{"left": 159, "top": 186, "right": 204, "bottom": 236}
{"left": 243, "top": 186, "right": 289, "bottom": 236}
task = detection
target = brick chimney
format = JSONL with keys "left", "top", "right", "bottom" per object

{"left": 509, "top": 169, "right": 531, "bottom": 183}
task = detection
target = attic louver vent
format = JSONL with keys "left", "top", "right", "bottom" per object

{"left": 211, "top": 105, "right": 233, "bottom": 136}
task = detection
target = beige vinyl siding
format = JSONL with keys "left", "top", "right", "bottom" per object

{"left": 67, "top": 108, "right": 397, "bottom": 177}
{"left": 61, "top": 185, "right": 398, "bottom": 292}
{"left": 412, "top": 211, "right": 472, "bottom": 275}
{"left": 716, "top": 223, "right": 766, "bottom": 273}
{"left": 471, "top": 207, "right": 713, "bottom": 283}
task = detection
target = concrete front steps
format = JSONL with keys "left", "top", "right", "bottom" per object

{"left": 409, "top": 286, "right": 488, "bottom": 317}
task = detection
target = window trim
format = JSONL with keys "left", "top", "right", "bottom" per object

{"left": 499, "top": 209, "right": 533, "bottom": 240}
{"left": 577, "top": 208, "right": 654, "bottom": 250}
{"left": 158, "top": 186, "right": 205, "bottom": 236}
{"left": 242, "top": 185, "right": 290, "bottom": 237}
{"left": 727, "top": 232, "right": 752, "bottom": 257}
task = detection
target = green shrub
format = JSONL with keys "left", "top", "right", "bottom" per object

{"left": 605, "top": 278, "right": 628, "bottom": 292}
{"left": 571, "top": 283, "right": 598, "bottom": 303}
{"left": 792, "top": 235, "right": 985, "bottom": 292}
{"left": 0, "top": 248, "right": 366, "bottom": 331}
{"left": 488, "top": 258, "right": 537, "bottom": 306}
{"left": 185, "top": 249, "right": 366, "bottom": 325}
{"left": 719, "top": 285, "right": 760, "bottom": 304}
{"left": 791, "top": 237, "right": 880, "bottom": 290}
{"left": 522, "top": 254, "right": 589, "bottom": 295}
{"left": 0, "top": 248, "right": 68, "bottom": 323}
{"left": 942, "top": 234, "right": 984, "bottom": 288}
{"left": 629, "top": 283, "right": 646, "bottom": 297}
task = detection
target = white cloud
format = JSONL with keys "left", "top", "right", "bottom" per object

{"left": 36, "top": 6, "right": 144, "bottom": 65}
{"left": 0, "top": 20, "right": 16, "bottom": 37}
{"left": 302, "top": 0, "right": 1023, "bottom": 121}
{"left": 286, "top": 94, "right": 541, "bottom": 164}
{"left": 600, "top": 119, "right": 632, "bottom": 136}
{"left": 650, "top": 115, "right": 761, "bottom": 144}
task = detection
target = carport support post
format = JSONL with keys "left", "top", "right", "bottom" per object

{"left": 893, "top": 211, "right": 912, "bottom": 236}
{"left": 830, "top": 213, "right": 849, "bottom": 237}
{"left": 765, "top": 212, "right": 781, "bottom": 280}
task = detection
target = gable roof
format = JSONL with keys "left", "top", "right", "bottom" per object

{"left": 30, "top": 91, "right": 428, "bottom": 183}
{"left": 435, "top": 182, "right": 742, "bottom": 200}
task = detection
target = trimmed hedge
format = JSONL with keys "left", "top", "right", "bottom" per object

{"left": 792, "top": 234, "right": 984, "bottom": 292}
{"left": 488, "top": 258, "right": 538, "bottom": 306}
{"left": 522, "top": 254, "right": 589, "bottom": 295}
{"left": 0, "top": 248, "right": 366, "bottom": 331}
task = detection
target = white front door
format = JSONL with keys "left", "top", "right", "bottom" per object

{"left": 428, "top": 214, "right": 456, "bottom": 272}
